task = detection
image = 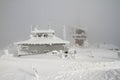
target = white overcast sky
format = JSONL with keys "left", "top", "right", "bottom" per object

{"left": 0, "top": 0, "right": 120, "bottom": 49}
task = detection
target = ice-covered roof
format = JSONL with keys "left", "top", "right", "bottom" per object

{"left": 16, "top": 36, "right": 69, "bottom": 45}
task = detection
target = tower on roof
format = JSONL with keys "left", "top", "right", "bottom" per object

{"left": 31, "top": 27, "right": 55, "bottom": 38}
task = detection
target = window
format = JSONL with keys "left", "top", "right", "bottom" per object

{"left": 44, "top": 34, "right": 48, "bottom": 37}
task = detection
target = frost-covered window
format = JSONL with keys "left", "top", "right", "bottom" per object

{"left": 21, "top": 46, "right": 29, "bottom": 50}
{"left": 48, "top": 33, "right": 53, "bottom": 37}
{"left": 44, "top": 34, "right": 48, "bottom": 38}
{"left": 38, "top": 34, "right": 42, "bottom": 37}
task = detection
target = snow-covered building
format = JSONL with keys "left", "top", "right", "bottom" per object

{"left": 15, "top": 26, "right": 69, "bottom": 56}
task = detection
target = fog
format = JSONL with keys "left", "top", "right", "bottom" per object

{"left": 0, "top": 0, "right": 120, "bottom": 49}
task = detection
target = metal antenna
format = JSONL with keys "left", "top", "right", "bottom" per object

{"left": 48, "top": 24, "right": 51, "bottom": 29}
{"left": 63, "top": 25, "right": 66, "bottom": 40}
{"left": 31, "top": 25, "right": 33, "bottom": 31}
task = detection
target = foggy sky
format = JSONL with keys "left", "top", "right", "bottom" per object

{"left": 0, "top": 0, "right": 120, "bottom": 49}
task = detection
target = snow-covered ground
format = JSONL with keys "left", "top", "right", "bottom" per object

{"left": 0, "top": 47, "right": 120, "bottom": 80}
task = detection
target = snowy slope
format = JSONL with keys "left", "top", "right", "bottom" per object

{"left": 0, "top": 57, "right": 120, "bottom": 80}
{"left": 0, "top": 47, "right": 120, "bottom": 80}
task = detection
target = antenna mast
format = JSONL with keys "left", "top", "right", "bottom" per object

{"left": 48, "top": 24, "right": 51, "bottom": 29}
{"left": 63, "top": 25, "right": 66, "bottom": 40}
